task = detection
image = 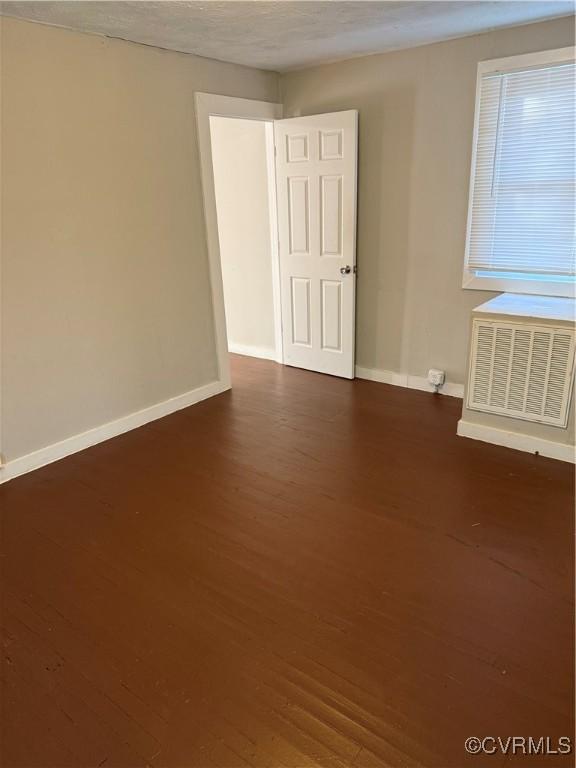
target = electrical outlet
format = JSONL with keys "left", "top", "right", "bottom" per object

{"left": 428, "top": 368, "right": 445, "bottom": 389}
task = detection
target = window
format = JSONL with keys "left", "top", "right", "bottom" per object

{"left": 463, "top": 48, "right": 575, "bottom": 298}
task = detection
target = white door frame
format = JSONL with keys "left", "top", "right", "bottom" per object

{"left": 195, "top": 92, "right": 283, "bottom": 389}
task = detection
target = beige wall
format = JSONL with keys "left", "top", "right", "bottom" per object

{"left": 280, "top": 17, "right": 575, "bottom": 387}
{"left": 0, "top": 17, "right": 278, "bottom": 462}
{"left": 209, "top": 116, "right": 276, "bottom": 356}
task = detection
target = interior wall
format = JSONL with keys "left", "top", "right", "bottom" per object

{"left": 280, "top": 16, "right": 575, "bottom": 387}
{"left": 0, "top": 17, "right": 278, "bottom": 463}
{"left": 209, "top": 116, "right": 276, "bottom": 358}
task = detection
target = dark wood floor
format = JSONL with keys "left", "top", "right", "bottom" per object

{"left": 1, "top": 355, "right": 574, "bottom": 768}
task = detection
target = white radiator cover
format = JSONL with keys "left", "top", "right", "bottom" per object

{"left": 467, "top": 318, "right": 575, "bottom": 428}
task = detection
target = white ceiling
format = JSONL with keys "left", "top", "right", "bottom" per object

{"left": 1, "top": 1, "right": 573, "bottom": 72}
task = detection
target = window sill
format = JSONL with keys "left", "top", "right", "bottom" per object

{"left": 462, "top": 272, "right": 575, "bottom": 299}
{"left": 471, "top": 293, "right": 576, "bottom": 323}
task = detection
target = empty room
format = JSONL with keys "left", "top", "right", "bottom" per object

{"left": 0, "top": 2, "right": 574, "bottom": 767}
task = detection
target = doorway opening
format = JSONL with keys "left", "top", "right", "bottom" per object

{"left": 195, "top": 93, "right": 358, "bottom": 390}
{"left": 209, "top": 115, "right": 283, "bottom": 372}
{"left": 195, "top": 93, "right": 283, "bottom": 391}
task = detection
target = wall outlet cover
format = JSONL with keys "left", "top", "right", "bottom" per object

{"left": 428, "top": 369, "right": 446, "bottom": 386}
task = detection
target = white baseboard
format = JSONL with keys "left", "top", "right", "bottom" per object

{"left": 0, "top": 379, "right": 230, "bottom": 485}
{"left": 355, "top": 366, "right": 464, "bottom": 398}
{"left": 228, "top": 342, "right": 277, "bottom": 362}
{"left": 457, "top": 419, "right": 575, "bottom": 463}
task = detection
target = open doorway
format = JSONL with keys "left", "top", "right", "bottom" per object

{"left": 195, "top": 93, "right": 283, "bottom": 391}
{"left": 209, "top": 115, "right": 282, "bottom": 368}
{"left": 195, "top": 93, "right": 358, "bottom": 389}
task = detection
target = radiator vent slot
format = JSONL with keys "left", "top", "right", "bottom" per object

{"left": 468, "top": 319, "right": 575, "bottom": 427}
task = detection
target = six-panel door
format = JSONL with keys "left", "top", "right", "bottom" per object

{"left": 274, "top": 111, "right": 358, "bottom": 378}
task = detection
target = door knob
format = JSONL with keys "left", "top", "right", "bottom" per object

{"left": 340, "top": 265, "right": 351, "bottom": 275}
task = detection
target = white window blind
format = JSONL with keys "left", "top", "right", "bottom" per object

{"left": 465, "top": 50, "right": 575, "bottom": 296}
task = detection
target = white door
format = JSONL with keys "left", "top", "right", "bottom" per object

{"left": 274, "top": 110, "right": 358, "bottom": 379}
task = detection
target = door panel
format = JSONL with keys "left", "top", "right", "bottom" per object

{"left": 288, "top": 177, "right": 310, "bottom": 254}
{"left": 321, "top": 280, "right": 342, "bottom": 352}
{"left": 320, "top": 175, "right": 342, "bottom": 256}
{"left": 291, "top": 277, "right": 312, "bottom": 347}
{"left": 275, "top": 110, "right": 357, "bottom": 378}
